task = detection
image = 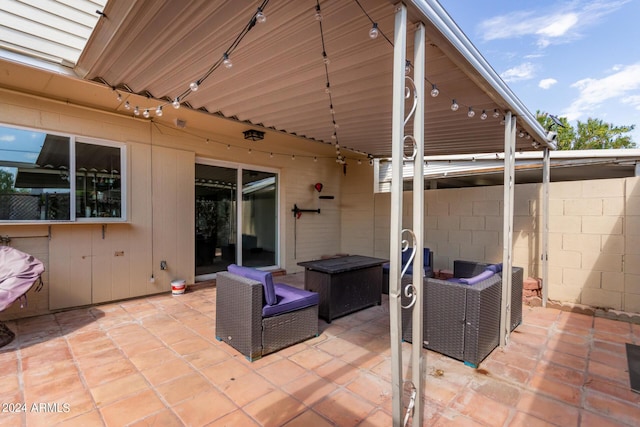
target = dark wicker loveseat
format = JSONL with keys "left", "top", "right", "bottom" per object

{"left": 215, "top": 266, "right": 319, "bottom": 361}
{"left": 402, "top": 260, "right": 523, "bottom": 367}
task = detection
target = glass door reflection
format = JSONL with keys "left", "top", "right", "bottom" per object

{"left": 241, "top": 169, "right": 277, "bottom": 267}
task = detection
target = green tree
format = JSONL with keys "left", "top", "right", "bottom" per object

{"left": 536, "top": 111, "right": 636, "bottom": 150}
{"left": 0, "top": 169, "right": 16, "bottom": 193}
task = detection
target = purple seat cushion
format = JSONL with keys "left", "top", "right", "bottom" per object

{"left": 383, "top": 248, "right": 431, "bottom": 274}
{"left": 227, "top": 264, "right": 277, "bottom": 306}
{"left": 262, "top": 283, "right": 319, "bottom": 317}
{"left": 459, "top": 269, "right": 495, "bottom": 285}
{"left": 485, "top": 263, "right": 503, "bottom": 273}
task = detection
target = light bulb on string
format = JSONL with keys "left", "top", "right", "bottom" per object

{"left": 116, "top": 93, "right": 122, "bottom": 102}
{"left": 124, "top": 101, "right": 130, "bottom": 110}
{"left": 369, "top": 23, "right": 379, "bottom": 39}
{"left": 172, "top": 98, "right": 180, "bottom": 109}
{"left": 314, "top": 5, "right": 322, "bottom": 20}
{"left": 405, "top": 60, "right": 411, "bottom": 74}
{"left": 190, "top": 81, "right": 199, "bottom": 91}
{"left": 256, "top": 8, "right": 266, "bottom": 24}
{"left": 450, "top": 99, "right": 459, "bottom": 111}
{"left": 430, "top": 84, "right": 439, "bottom": 97}
{"left": 291, "top": 155, "right": 296, "bottom": 160}
{"left": 322, "top": 51, "right": 330, "bottom": 65}
{"left": 325, "top": 82, "right": 331, "bottom": 94}
{"left": 155, "top": 106, "right": 163, "bottom": 117}
{"left": 134, "top": 106, "right": 140, "bottom": 116}
{"left": 313, "top": 157, "right": 318, "bottom": 162}
{"left": 143, "top": 109, "right": 150, "bottom": 118}
{"left": 467, "top": 107, "right": 475, "bottom": 118}
{"left": 222, "top": 53, "right": 232, "bottom": 69}
{"left": 330, "top": 104, "right": 335, "bottom": 114}
{"left": 480, "top": 110, "right": 487, "bottom": 120}
{"left": 518, "top": 130, "right": 525, "bottom": 138}
{"left": 492, "top": 109, "right": 500, "bottom": 118}
{"left": 269, "top": 152, "right": 274, "bottom": 158}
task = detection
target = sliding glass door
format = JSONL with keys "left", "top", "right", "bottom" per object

{"left": 195, "top": 161, "right": 278, "bottom": 279}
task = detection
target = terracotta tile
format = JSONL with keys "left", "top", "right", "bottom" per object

{"left": 257, "top": 359, "right": 308, "bottom": 387}
{"left": 316, "top": 337, "right": 360, "bottom": 357}
{"left": 313, "top": 389, "right": 375, "bottom": 427}
{"left": 24, "top": 372, "right": 86, "bottom": 403}
{"left": 22, "top": 359, "right": 79, "bottom": 389}
{"left": 119, "top": 336, "right": 166, "bottom": 358}
{"left": 128, "top": 409, "right": 184, "bottom": 427}
{"left": 81, "top": 358, "right": 138, "bottom": 388}
{"left": 431, "top": 409, "right": 485, "bottom": 427}
{"left": 580, "top": 409, "right": 630, "bottom": 427}
{"left": 346, "top": 371, "right": 391, "bottom": 406}
{"left": 141, "top": 359, "right": 195, "bottom": 386}
{"left": 19, "top": 336, "right": 68, "bottom": 359}
{"left": 592, "top": 339, "right": 626, "bottom": 354}
{"left": 452, "top": 390, "right": 510, "bottom": 426}
{"left": 287, "top": 347, "right": 334, "bottom": 370}
{"left": 542, "top": 348, "right": 588, "bottom": 371}
{"left": 25, "top": 388, "right": 95, "bottom": 427}
{"left": 99, "top": 389, "right": 166, "bottom": 426}
{"left": 584, "top": 390, "right": 640, "bottom": 426}
{"left": 54, "top": 410, "right": 104, "bottom": 427}
{"left": 546, "top": 338, "right": 589, "bottom": 358}
{"left": 207, "top": 409, "right": 260, "bottom": 426}
{"left": 219, "top": 371, "right": 276, "bottom": 407}
{"left": 593, "top": 331, "right": 631, "bottom": 344}
{"left": 0, "top": 373, "right": 20, "bottom": 398}
{"left": 593, "top": 317, "right": 632, "bottom": 336}
{"left": 67, "top": 331, "right": 116, "bottom": 356}
{"left": 168, "top": 336, "right": 211, "bottom": 356}
{"left": 75, "top": 347, "right": 126, "bottom": 370}
{"left": 155, "top": 372, "right": 213, "bottom": 406}
{"left": 587, "top": 359, "right": 629, "bottom": 385}
{"left": 129, "top": 347, "right": 180, "bottom": 371}
{"left": 244, "top": 389, "right": 306, "bottom": 427}
{"left": 528, "top": 373, "right": 581, "bottom": 405}
{"left": 283, "top": 373, "right": 338, "bottom": 407}
{"left": 0, "top": 411, "right": 23, "bottom": 427}
{"left": 200, "top": 358, "right": 251, "bottom": 387}
{"left": 172, "top": 388, "right": 237, "bottom": 426}
{"left": 469, "top": 376, "right": 521, "bottom": 406}
{"left": 423, "top": 376, "right": 466, "bottom": 406}
{"left": 183, "top": 346, "right": 229, "bottom": 369}
{"left": 534, "top": 360, "right": 584, "bottom": 387}
{"left": 0, "top": 355, "right": 18, "bottom": 377}
{"left": 507, "top": 411, "right": 556, "bottom": 427}
{"left": 516, "top": 391, "right": 579, "bottom": 426}
{"left": 315, "top": 358, "right": 360, "bottom": 385}
{"left": 282, "top": 409, "right": 336, "bottom": 427}
{"left": 90, "top": 372, "right": 150, "bottom": 407}
{"left": 584, "top": 375, "right": 640, "bottom": 404}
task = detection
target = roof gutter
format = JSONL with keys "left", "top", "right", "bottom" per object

{"left": 409, "top": 0, "right": 556, "bottom": 150}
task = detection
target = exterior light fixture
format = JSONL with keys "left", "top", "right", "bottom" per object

{"left": 243, "top": 129, "right": 265, "bottom": 141}
{"left": 369, "top": 23, "right": 379, "bottom": 39}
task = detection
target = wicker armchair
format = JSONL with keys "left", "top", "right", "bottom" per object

{"left": 402, "top": 260, "right": 523, "bottom": 367}
{"left": 215, "top": 271, "right": 319, "bottom": 361}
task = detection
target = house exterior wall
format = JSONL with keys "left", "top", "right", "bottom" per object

{"left": 0, "top": 90, "right": 352, "bottom": 319}
{"left": 373, "top": 177, "right": 640, "bottom": 315}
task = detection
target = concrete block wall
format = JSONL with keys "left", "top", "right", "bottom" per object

{"left": 373, "top": 176, "right": 640, "bottom": 314}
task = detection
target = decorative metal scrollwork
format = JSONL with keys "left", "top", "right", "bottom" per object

{"left": 400, "top": 228, "right": 417, "bottom": 309}
{"left": 403, "top": 380, "right": 417, "bottom": 426}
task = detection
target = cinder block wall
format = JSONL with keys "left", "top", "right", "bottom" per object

{"left": 373, "top": 176, "right": 640, "bottom": 314}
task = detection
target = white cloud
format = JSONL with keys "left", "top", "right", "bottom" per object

{"left": 0, "top": 135, "right": 16, "bottom": 142}
{"left": 539, "top": 78, "right": 558, "bottom": 89}
{"left": 501, "top": 63, "right": 536, "bottom": 82}
{"left": 478, "top": 0, "right": 629, "bottom": 48}
{"left": 563, "top": 62, "right": 640, "bottom": 119}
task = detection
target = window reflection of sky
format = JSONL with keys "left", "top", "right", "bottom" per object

{"left": 0, "top": 126, "right": 45, "bottom": 165}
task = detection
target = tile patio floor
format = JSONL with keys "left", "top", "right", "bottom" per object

{"left": 1, "top": 272, "right": 639, "bottom": 426}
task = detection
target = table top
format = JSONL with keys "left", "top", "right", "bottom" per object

{"left": 298, "top": 255, "right": 388, "bottom": 274}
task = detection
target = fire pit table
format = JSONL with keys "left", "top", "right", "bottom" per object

{"left": 298, "top": 255, "right": 387, "bottom": 323}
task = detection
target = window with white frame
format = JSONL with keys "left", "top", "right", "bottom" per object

{"left": 0, "top": 124, "right": 126, "bottom": 222}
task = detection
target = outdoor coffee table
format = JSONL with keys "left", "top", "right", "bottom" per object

{"left": 298, "top": 255, "right": 387, "bottom": 323}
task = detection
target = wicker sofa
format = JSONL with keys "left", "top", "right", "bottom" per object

{"left": 402, "top": 260, "right": 523, "bottom": 367}
{"left": 215, "top": 265, "right": 319, "bottom": 361}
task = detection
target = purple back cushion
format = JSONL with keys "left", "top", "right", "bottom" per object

{"left": 485, "top": 263, "right": 503, "bottom": 273}
{"left": 460, "top": 269, "right": 494, "bottom": 286}
{"left": 227, "top": 264, "right": 277, "bottom": 305}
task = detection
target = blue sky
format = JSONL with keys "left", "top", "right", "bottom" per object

{"left": 438, "top": 0, "right": 640, "bottom": 143}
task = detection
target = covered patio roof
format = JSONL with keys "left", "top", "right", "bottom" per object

{"left": 59, "top": 0, "right": 552, "bottom": 158}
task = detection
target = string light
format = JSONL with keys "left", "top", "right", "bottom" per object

{"left": 314, "top": 4, "right": 322, "bottom": 20}
{"left": 467, "top": 107, "right": 475, "bottom": 118}
{"left": 493, "top": 109, "right": 500, "bottom": 118}
{"left": 134, "top": 106, "right": 140, "bottom": 116}
{"left": 480, "top": 110, "right": 487, "bottom": 120}
{"left": 143, "top": 109, "right": 150, "bottom": 118}
{"left": 124, "top": 101, "right": 130, "bottom": 110}
{"left": 222, "top": 53, "right": 233, "bottom": 69}
{"left": 451, "top": 100, "right": 459, "bottom": 111}
{"left": 155, "top": 106, "right": 163, "bottom": 117}
{"left": 189, "top": 81, "right": 199, "bottom": 91}
{"left": 405, "top": 60, "right": 411, "bottom": 74}
{"left": 430, "top": 84, "right": 439, "bottom": 97}
{"left": 256, "top": 8, "right": 266, "bottom": 24}
{"left": 369, "top": 23, "right": 379, "bottom": 39}
{"left": 172, "top": 98, "right": 180, "bottom": 109}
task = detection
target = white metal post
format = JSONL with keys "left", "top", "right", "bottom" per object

{"left": 389, "top": 4, "right": 407, "bottom": 425}
{"left": 542, "top": 147, "right": 550, "bottom": 306}
{"left": 410, "top": 21, "right": 426, "bottom": 427}
{"left": 500, "top": 112, "right": 515, "bottom": 347}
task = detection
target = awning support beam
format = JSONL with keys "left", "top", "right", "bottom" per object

{"left": 501, "top": 111, "right": 516, "bottom": 347}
